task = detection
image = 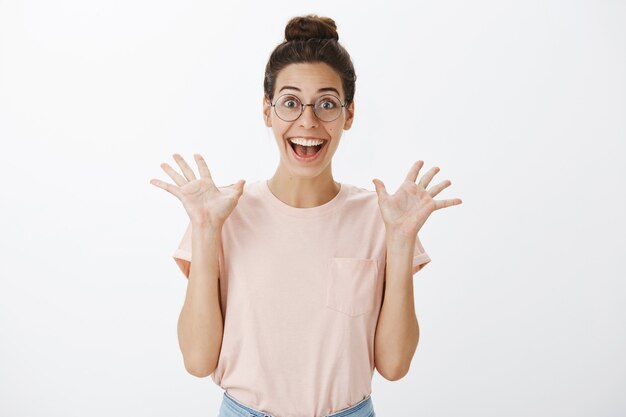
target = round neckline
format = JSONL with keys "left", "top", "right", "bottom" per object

{"left": 261, "top": 179, "right": 348, "bottom": 218}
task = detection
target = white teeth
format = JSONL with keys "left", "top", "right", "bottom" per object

{"left": 288, "top": 137, "right": 325, "bottom": 147}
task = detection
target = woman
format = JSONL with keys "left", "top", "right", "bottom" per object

{"left": 150, "top": 14, "right": 462, "bottom": 417}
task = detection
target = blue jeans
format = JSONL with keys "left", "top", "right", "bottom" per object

{"left": 217, "top": 391, "right": 376, "bottom": 417}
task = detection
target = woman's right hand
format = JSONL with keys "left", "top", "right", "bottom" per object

{"left": 150, "top": 153, "right": 245, "bottom": 228}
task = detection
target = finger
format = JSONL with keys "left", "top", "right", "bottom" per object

{"left": 427, "top": 179, "right": 452, "bottom": 198}
{"left": 433, "top": 198, "right": 463, "bottom": 210}
{"left": 149, "top": 178, "right": 182, "bottom": 199}
{"left": 235, "top": 179, "right": 246, "bottom": 195}
{"left": 372, "top": 178, "right": 389, "bottom": 199}
{"left": 230, "top": 179, "right": 245, "bottom": 190}
{"left": 172, "top": 153, "right": 197, "bottom": 182}
{"left": 418, "top": 166, "right": 440, "bottom": 189}
{"left": 160, "top": 162, "right": 187, "bottom": 187}
{"left": 194, "top": 153, "right": 215, "bottom": 183}
{"left": 405, "top": 160, "right": 424, "bottom": 183}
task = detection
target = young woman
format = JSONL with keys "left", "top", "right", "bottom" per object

{"left": 150, "top": 14, "right": 462, "bottom": 417}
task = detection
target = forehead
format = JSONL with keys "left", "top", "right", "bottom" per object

{"left": 275, "top": 62, "right": 343, "bottom": 97}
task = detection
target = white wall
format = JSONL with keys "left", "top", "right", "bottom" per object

{"left": 1, "top": 0, "right": 624, "bottom": 416}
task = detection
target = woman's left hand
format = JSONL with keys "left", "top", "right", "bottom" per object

{"left": 372, "top": 160, "right": 462, "bottom": 238}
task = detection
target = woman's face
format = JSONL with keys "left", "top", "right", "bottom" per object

{"left": 263, "top": 62, "right": 355, "bottom": 178}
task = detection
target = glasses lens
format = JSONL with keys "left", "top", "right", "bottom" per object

{"left": 314, "top": 95, "right": 342, "bottom": 121}
{"left": 275, "top": 95, "right": 302, "bottom": 121}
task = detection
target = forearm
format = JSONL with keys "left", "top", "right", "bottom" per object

{"left": 374, "top": 231, "right": 419, "bottom": 380}
{"left": 177, "top": 222, "right": 224, "bottom": 377}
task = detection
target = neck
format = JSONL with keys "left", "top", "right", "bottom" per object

{"left": 267, "top": 167, "right": 340, "bottom": 209}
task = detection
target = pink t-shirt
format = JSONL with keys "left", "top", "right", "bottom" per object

{"left": 172, "top": 179, "right": 431, "bottom": 417}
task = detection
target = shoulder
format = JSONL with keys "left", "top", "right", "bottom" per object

{"left": 340, "top": 183, "right": 380, "bottom": 217}
{"left": 342, "top": 182, "right": 378, "bottom": 204}
{"left": 337, "top": 183, "right": 386, "bottom": 237}
{"left": 217, "top": 180, "right": 267, "bottom": 224}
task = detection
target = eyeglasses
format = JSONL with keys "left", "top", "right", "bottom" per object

{"left": 269, "top": 93, "right": 347, "bottom": 122}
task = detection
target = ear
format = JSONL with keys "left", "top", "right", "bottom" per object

{"left": 343, "top": 99, "right": 355, "bottom": 130}
{"left": 263, "top": 95, "right": 272, "bottom": 128}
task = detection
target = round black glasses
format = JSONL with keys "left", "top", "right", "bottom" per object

{"left": 269, "top": 93, "right": 347, "bottom": 122}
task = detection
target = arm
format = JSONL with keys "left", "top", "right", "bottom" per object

{"left": 371, "top": 160, "right": 461, "bottom": 380}
{"left": 177, "top": 221, "right": 224, "bottom": 377}
{"left": 374, "top": 231, "right": 419, "bottom": 381}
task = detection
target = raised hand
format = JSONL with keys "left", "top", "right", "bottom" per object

{"left": 150, "top": 153, "right": 246, "bottom": 227}
{"left": 372, "top": 160, "right": 462, "bottom": 238}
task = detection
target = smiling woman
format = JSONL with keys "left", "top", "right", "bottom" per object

{"left": 262, "top": 59, "right": 354, "bottom": 196}
{"left": 152, "top": 12, "right": 462, "bottom": 417}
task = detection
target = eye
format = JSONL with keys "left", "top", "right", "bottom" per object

{"left": 279, "top": 95, "right": 300, "bottom": 109}
{"left": 317, "top": 96, "right": 339, "bottom": 109}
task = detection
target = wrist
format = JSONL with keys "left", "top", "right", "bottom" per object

{"left": 386, "top": 231, "right": 416, "bottom": 252}
{"left": 191, "top": 219, "right": 223, "bottom": 233}
{"left": 385, "top": 224, "right": 416, "bottom": 240}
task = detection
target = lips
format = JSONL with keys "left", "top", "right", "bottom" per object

{"left": 286, "top": 136, "right": 329, "bottom": 148}
{"left": 286, "top": 136, "right": 327, "bottom": 161}
{"left": 286, "top": 136, "right": 327, "bottom": 151}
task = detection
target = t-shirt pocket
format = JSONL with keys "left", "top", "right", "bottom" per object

{"left": 325, "top": 257, "right": 377, "bottom": 317}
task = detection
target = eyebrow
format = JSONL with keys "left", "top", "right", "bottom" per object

{"left": 278, "top": 85, "right": 341, "bottom": 96}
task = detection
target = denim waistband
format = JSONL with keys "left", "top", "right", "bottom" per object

{"left": 221, "top": 391, "right": 374, "bottom": 417}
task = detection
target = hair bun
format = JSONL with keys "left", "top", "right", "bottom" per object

{"left": 284, "top": 15, "right": 339, "bottom": 42}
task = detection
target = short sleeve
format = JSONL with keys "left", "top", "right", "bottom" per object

{"left": 172, "top": 221, "right": 192, "bottom": 279}
{"left": 412, "top": 234, "right": 431, "bottom": 274}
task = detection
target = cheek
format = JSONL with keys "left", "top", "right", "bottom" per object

{"left": 272, "top": 122, "right": 289, "bottom": 137}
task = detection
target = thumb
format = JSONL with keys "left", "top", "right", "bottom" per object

{"left": 372, "top": 178, "right": 389, "bottom": 199}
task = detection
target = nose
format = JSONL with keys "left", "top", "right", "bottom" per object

{"left": 298, "top": 104, "right": 319, "bottom": 128}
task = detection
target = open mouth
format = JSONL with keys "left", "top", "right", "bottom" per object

{"left": 287, "top": 137, "right": 327, "bottom": 159}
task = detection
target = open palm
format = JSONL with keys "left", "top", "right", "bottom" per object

{"left": 150, "top": 153, "right": 246, "bottom": 227}
{"left": 372, "top": 160, "right": 462, "bottom": 237}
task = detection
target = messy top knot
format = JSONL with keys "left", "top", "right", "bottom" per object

{"left": 284, "top": 15, "right": 339, "bottom": 42}
{"left": 264, "top": 14, "right": 356, "bottom": 107}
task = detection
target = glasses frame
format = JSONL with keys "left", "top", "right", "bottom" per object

{"left": 269, "top": 93, "right": 347, "bottom": 122}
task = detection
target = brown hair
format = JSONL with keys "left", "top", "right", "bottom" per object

{"left": 263, "top": 14, "right": 357, "bottom": 107}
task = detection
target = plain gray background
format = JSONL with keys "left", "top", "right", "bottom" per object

{"left": 1, "top": 0, "right": 624, "bottom": 416}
